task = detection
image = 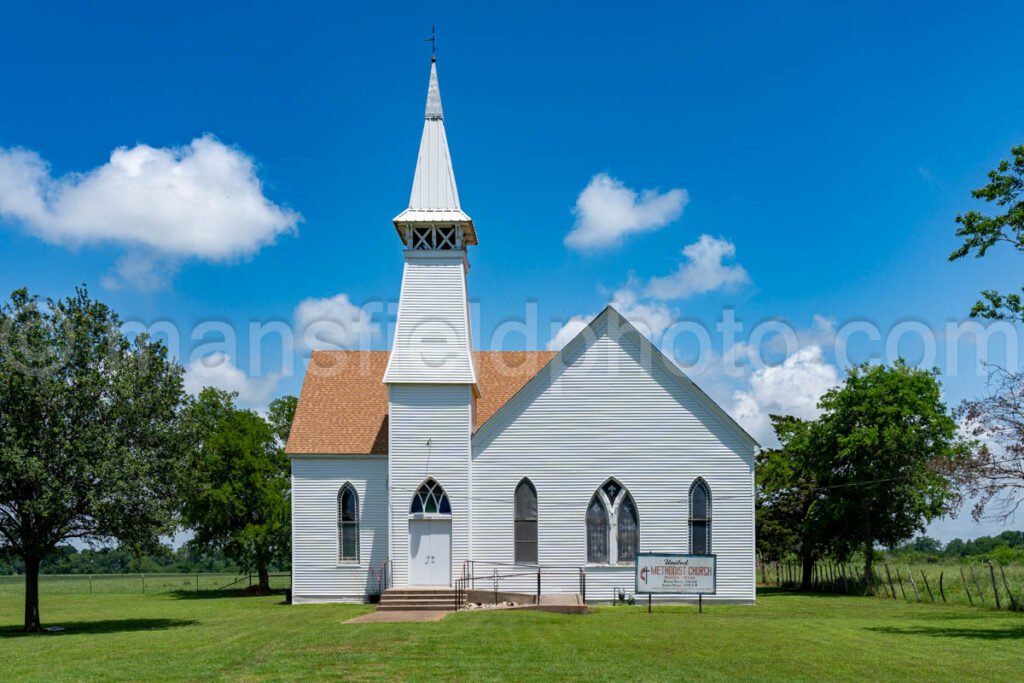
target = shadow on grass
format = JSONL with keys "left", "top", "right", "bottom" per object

{"left": 1, "top": 618, "right": 197, "bottom": 638}
{"left": 867, "top": 625, "right": 1024, "bottom": 640}
{"left": 168, "top": 589, "right": 285, "bottom": 601}
{"left": 757, "top": 587, "right": 859, "bottom": 599}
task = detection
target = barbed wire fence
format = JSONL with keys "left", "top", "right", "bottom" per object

{"left": 758, "top": 559, "right": 1023, "bottom": 611}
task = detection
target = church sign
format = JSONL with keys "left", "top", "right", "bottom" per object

{"left": 635, "top": 553, "right": 716, "bottom": 595}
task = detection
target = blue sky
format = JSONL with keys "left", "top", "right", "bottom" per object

{"left": 2, "top": 1, "right": 1023, "bottom": 541}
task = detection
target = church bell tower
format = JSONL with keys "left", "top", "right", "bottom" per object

{"left": 385, "top": 55, "right": 476, "bottom": 588}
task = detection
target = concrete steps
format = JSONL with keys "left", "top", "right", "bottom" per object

{"left": 379, "top": 588, "right": 457, "bottom": 612}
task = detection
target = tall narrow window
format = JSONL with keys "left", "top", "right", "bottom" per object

{"left": 617, "top": 494, "right": 639, "bottom": 562}
{"left": 689, "top": 479, "right": 711, "bottom": 555}
{"left": 586, "top": 495, "right": 609, "bottom": 563}
{"left": 514, "top": 479, "right": 538, "bottom": 565}
{"left": 338, "top": 483, "right": 359, "bottom": 562}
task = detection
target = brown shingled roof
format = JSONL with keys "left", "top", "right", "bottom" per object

{"left": 286, "top": 350, "right": 556, "bottom": 455}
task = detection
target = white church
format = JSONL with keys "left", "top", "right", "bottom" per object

{"left": 286, "top": 57, "right": 758, "bottom": 606}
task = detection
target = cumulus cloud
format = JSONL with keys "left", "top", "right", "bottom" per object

{"left": 294, "top": 293, "right": 380, "bottom": 350}
{"left": 565, "top": 173, "right": 688, "bottom": 250}
{"left": 183, "top": 352, "right": 280, "bottom": 409}
{"left": 0, "top": 136, "right": 300, "bottom": 287}
{"left": 548, "top": 234, "right": 750, "bottom": 350}
{"left": 645, "top": 235, "right": 749, "bottom": 300}
{"left": 731, "top": 346, "right": 841, "bottom": 445}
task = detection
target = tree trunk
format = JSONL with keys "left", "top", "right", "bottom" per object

{"left": 24, "top": 555, "right": 41, "bottom": 632}
{"left": 863, "top": 539, "right": 874, "bottom": 590}
{"left": 800, "top": 552, "right": 815, "bottom": 592}
{"left": 257, "top": 563, "right": 270, "bottom": 594}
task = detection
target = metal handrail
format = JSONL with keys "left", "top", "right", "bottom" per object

{"left": 454, "top": 563, "right": 586, "bottom": 611}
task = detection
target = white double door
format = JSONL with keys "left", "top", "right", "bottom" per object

{"left": 408, "top": 518, "right": 452, "bottom": 586}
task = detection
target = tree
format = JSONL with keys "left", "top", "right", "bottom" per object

{"left": 268, "top": 394, "right": 298, "bottom": 445}
{"left": 756, "top": 415, "right": 827, "bottom": 590}
{"left": 949, "top": 144, "right": 1024, "bottom": 321}
{"left": 811, "top": 361, "right": 967, "bottom": 584}
{"left": 955, "top": 367, "right": 1024, "bottom": 522}
{"left": 181, "top": 389, "right": 291, "bottom": 593}
{"left": 0, "top": 287, "right": 186, "bottom": 631}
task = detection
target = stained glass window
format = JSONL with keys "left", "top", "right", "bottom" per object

{"left": 617, "top": 494, "right": 638, "bottom": 562}
{"left": 586, "top": 495, "right": 608, "bottom": 563}
{"left": 411, "top": 478, "right": 451, "bottom": 516}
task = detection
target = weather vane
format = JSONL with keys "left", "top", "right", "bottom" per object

{"left": 425, "top": 24, "right": 436, "bottom": 59}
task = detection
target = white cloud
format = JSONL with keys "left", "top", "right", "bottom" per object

{"left": 731, "top": 346, "right": 841, "bottom": 445}
{"left": 183, "top": 352, "right": 279, "bottom": 409}
{"left": 548, "top": 234, "right": 750, "bottom": 350}
{"left": 645, "top": 234, "right": 749, "bottom": 300}
{"left": 565, "top": 173, "right": 688, "bottom": 250}
{"left": 547, "top": 314, "right": 591, "bottom": 351}
{"left": 294, "top": 293, "right": 380, "bottom": 350}
{"left": 0, "top": 136, "right": 300, "bottom": 286}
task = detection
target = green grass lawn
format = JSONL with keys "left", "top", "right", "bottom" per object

{"left": 1, "top": 587, "right": 1022, "bottom": 681}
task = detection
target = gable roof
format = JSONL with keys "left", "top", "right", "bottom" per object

{"left": 473, "top": 306, "right": 760, "bottom": 450}
{"left": 286, "top": 350, "right": 555, "bottom": 455}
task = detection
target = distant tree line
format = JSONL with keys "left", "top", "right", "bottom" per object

{"left": 887, "top": 531, "right": 1024, "bottom": 565}
{"left": 0, "top": 544, "right": 288, "bottom": 576}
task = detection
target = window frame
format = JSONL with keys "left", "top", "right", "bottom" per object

{"left": 337, "top": 483, "right": 360, "bottom": 564}
{"left": 513, "top": 478, "right": 538, "bottom": 565}
{"left": 689, "top": 478, "right": 712, "bottom": 556}
{"left": 586, "top": 478, "right": 639, "bottom": 566}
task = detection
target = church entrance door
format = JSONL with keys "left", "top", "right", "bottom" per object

{"left": 408, "top": 519, "right": 451, "bottom": 586}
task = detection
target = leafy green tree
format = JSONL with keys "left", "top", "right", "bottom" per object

{"left": 949, "top": 144, "right": 1024, "bottom": 321}
{"left": 756, "top": 415, "right": 828, "bottom": 590}
{"left": 811, "top": 361, "right": 967, "bottom": 584}
{"left": 0, "top": 287, "right": 186, "bottom": 631}
{"left": 268, "top": 394, "right": 298, "bottom": 445}
{"left": 181, "top": 389, "right": 291, "bottom": 593}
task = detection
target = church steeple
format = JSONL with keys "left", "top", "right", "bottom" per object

{"left": 384, "top": 55, "right": 477, "bottom": 385}
{"left": 392, "top": 57, "right": 477, "bottom": 248}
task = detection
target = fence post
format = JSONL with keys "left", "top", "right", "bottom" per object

{"left": 998, "top": 564, "right": 1018, "bottom": 611}
{"left": 970, "top": 566, "right": 986, "bottom": 604}
{"left": 896, "top": 568, "right": 906, "bottom": 600}
{"left": 986, "top": 561, "right": 1001, "bottom": 609}
{"left": 197, "top": 572, "right": 200, "bottom": 592}
{"left": 938, "top": 572, "right": 946, "bottom": 604}
{"left": 537, "top": 568, "right": 541, "bottom": 606}
{"left": 920, "top": 571, "right": 935, "bottom": 603}
{"left": 906, "top": 568, "right": 921, "bottom": 601}
{"left": 960, "top": 567, "right": 973, "bottom": 606}
{"left": 884, "top": 565, "right": 897, "bottom": 600}
{"left": 89, "top": 574, "right": 93, "bottom": 594}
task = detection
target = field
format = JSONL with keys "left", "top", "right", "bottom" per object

{"left": 1, "top": 584, "right": 1023, "bottom": 681}
{"left": 0, "top": 572, "right": 292, "bottom": 597}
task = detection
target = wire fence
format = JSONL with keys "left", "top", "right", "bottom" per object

{"left": 0, "top": 571, "right": 291, "bottom": 598}
{"left": 759, "top": 560, "right": 1024, "bottom": 611}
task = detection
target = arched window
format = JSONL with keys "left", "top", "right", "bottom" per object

{"left": 586, "top": 479, "right": 639, "bottom": 564}
{"left": 338, "top": 483, "right": 359, "bottom": 562}
{"left": 586, "top": 495, "right": 608, "bottom": 563}
{"left": 410, "top": 478, "right": 451, "bottom": 516}
{"left": 514, "top": 479, "right": 538, "bottom": 565}
{"left": 689, "top": 478, "right": 712, "bottom": 555}
{"left": 617, "top": 494, "right": 639, "bottom": 562}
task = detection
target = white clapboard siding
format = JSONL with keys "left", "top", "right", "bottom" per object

{"left": 471, "top": 312, "right": 756, "bottom": 603}
{"left": 291, "top": 456, "right": 389, "bottom": 603}
{"left": 388, "top": 383, "right": 473, "bottom": 587}
{"left": 383, "top": 254, "right": 476, "bottom": 384}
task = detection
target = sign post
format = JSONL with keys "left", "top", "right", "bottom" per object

{"left": 635, "top": 553, "right": 716, "bottom": 613}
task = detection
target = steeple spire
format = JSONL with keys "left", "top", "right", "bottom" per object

{"left": 392, "top": 56, "right": 477, "bottom": 246}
